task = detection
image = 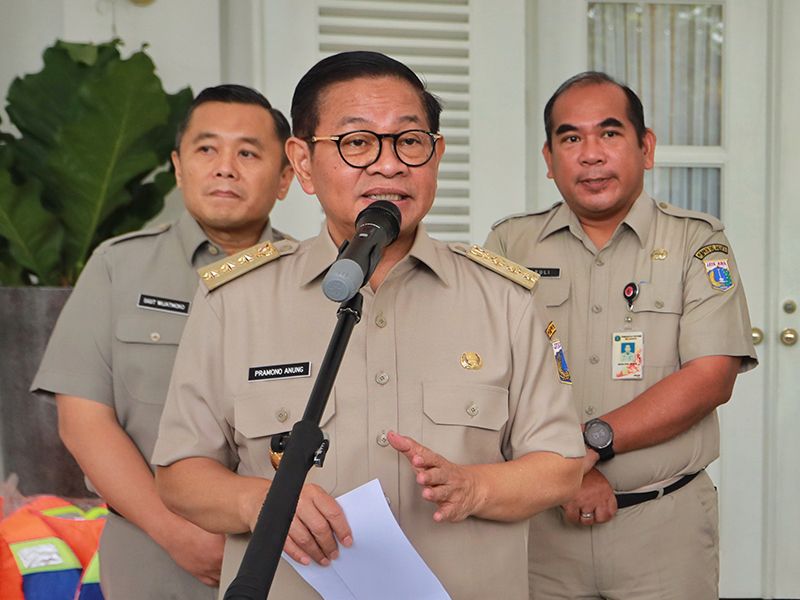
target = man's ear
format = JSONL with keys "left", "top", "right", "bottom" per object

{"left": 642, "top": 128, "right": 657, "bottom": 171}
{"left": 171, "top": 151, "right": 184, "bottom": 189}
{"left": 285, "top": 137, "right": 315, "bottom": 195}
{"left": 276, "top": 163, "right": 294, "bottom": 200}
{"left": 542, "top": 142, "right": 554, "bottom": 180}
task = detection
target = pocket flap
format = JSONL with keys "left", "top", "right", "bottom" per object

{"left": 538, "top": 279, "right": 570, "bottom": 308}
{"left": 423, "top": 382, "right": 508, "bottom": 431}
{"left": 632, "top": 283, "right": 682, "bottom": 315}
{"left": 115, "top": 313, "right": 185, "bottom": 345}
{"left": 235, "top": 387, "right": 336, "bottom": 439}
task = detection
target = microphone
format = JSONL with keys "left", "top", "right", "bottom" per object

{"left": 322, "top": 200, "right": 402, "bottom": 302}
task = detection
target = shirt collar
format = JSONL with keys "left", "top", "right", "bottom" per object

{"left": 540, "top": 190, "right": 654, "bottom": 248}
{"left": 177, "top": 211, "right": 213, "bottom": 266}
{"left": 176, "top": 210, "right": 276, "bottom": 266}
{"left": 619, "top": 190, "right": 655, "bottom": 248}
{"left": 299, "top": 222, "right": 448, "bottom": 288}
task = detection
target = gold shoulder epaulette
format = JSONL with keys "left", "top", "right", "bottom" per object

{"left": 449, "top": 243, "right": 539, "bottom": 290}
{"left": 198, "top": 239, "right": 298, "bottom": 291}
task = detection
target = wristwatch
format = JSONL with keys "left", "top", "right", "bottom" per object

{"left": 583, "top": 418, "right": 615, "bottom": 462}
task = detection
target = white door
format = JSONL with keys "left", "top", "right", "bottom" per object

{"left": 765, "top": 2, "right": 800, "bottom": 597}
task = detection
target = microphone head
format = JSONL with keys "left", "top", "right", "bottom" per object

{"left": 356, "top": 200, "right": 402, "bottom": 245}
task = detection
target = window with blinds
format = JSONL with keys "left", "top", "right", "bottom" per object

{"left": 317, "top": 0, "right": 472, "bottom": 242}
{"left": 587, "top": 2, "right": 724, "bottom": 217}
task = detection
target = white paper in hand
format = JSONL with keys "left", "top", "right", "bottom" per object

{"left": 283, "top": 479, "right": 452, "bottom": 600}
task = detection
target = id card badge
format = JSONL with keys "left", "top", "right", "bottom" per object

{"left": 612, "top": 332, "right": 644, "bottom": 379}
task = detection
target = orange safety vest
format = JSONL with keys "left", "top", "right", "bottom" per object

{"left": 0, "top": 495, "right": 107, "bottom": 600}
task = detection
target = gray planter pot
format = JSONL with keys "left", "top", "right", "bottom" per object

{"left": 0, "top": 286, "right": 93, "bottom": 498}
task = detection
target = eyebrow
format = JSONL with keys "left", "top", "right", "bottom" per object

{"left": 335, "top": 114, "right": 424, "bottom": 130}
{"left": 555, "top": 117, "right": 625, "bottom": 137}
{"left": 598, "top": 117, "right": 624, "bottom": 129}
{"left": 190, "top": 132, "right": 264, "bottom": 149}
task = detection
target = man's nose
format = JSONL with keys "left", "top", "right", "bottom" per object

{"left": 215, "top": 150, "right": 238, "bottom": 178}
{"left": 366, "top": 137, "right": 407, "bottom": 176}
{"left": 579, "top": 136, "right": 605, "bottom": 165}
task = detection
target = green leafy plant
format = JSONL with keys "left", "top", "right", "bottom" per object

{"left": 0, "top": 39, "right": 192, "bottom": 285}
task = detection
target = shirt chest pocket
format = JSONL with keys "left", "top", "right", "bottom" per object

{"left": 422, "top": 382, "right": 509, "bottom": 466}
{"left": 630, "top": 282, "right": 683, "bottom": 368}
{"left": 538, "top": 278, "right": 570, "bottom": 306}
{"left": 234, "top": 388, "right": 337, "bottom": 492}
{"left": 114, "top": 313, "right": 186, "bottom": 405}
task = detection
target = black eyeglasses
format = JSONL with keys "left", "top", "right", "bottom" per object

{"left": 310, "top": 129, "right": 443, "bottom": 168}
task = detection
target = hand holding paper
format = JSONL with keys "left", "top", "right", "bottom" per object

{"left": 284, "top": 479, "right": 451, "bottom": 600}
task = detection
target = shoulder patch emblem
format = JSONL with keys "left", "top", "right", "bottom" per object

{"left": 199, "top": 240, "right": 298, "bottom": 291}
{"left": 552, "top": 339, "right": 572, "bottom": 384}
{"left": 452, "top": 244, "right": 539, "bottom": 290}
{"left": 694, "top": 244, "right": 729, "bottom": 260}
{"left": 704, "top": 259, "right": 735, "bottom": 292}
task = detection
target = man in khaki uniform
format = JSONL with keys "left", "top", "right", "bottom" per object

{"left": 31, "top": 85, "right": 294, "bottom": 600}
{"left": 153, "top": 51, "right": 585, "bottom": 600}
{"left": 485, "top": 72, "right": 758, "bottom": 599}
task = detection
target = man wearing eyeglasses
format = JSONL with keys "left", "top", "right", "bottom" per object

{"left": 153, "top": 51, "right": 584, "bottom": 599}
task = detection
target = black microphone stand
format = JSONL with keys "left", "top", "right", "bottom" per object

{"left": 223, "top": 292, "right": 364, "bottom": 600}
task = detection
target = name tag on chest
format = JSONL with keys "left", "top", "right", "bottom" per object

{"left": 137, "top": 294, "right": 190, "bottom": 315}
{"left": 249, "top": 362, "right": 311, "bottom": 382}
{"left": 527, "top": 267, "right": 561, "bottom": 278}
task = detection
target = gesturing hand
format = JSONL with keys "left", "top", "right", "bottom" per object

{"left": 388, "top": 430, "right": 483, "bottom": 523}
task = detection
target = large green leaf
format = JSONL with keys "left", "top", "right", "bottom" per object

{"left": 48, "top": 50, "right": 171, "bottom": 269}
{"left": 147, "top": 86, "right": 193, "bottom": 162}
{"left": 0, "top": 150, "right": 63, "bottom": 285}
{"left": 6, "top": 41, "right": 122, "bottom": 203}
{"left": 101, "top": 170, "right": 175, "bottom": 241}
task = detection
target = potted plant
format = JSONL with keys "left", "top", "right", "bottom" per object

{"left": 0, "top": 39, "right": 191, "bottom": 496}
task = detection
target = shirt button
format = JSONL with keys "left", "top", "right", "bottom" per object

{"left": 150, "top": 332, "right": 161, "bottom": 342}
{"left": 655, "top": 300, "right": 664, "bottom": 309}
{"left": 592, "top": 305, "right": 602, "bottom": 314}
{"left": 585, "top": 406, "right": 596, "bottom": 415}
{"left": 595, "top": 258, "right": 605, "bottom": 266}
{"left": 275, "top": 409, "right": 288, "bottom": 423}
{"left": 375, "top": 314, "right": 387, "bottom": 328}
{"left": 590, "top": 355, "right": 599, "bottom": 364}
{"left": 466, "top": 402, "right": 479, "bottom": 417}
{"left": 376, "top": 372, "right": 389, "bottom": 385}
{"left": 208, "top": 245, "right": 219, "bottom": 255}
{"left": 377, "top": 431, "right": 389, "bottom": 447}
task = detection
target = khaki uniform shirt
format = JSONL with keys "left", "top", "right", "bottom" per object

{"left": 32, "top": 211, "right": 284, "bottom": 466}
{"left": 485, "top": 193, "right": 757, "bottom": 492}
{"left": 152, "top": 224, "right": 584, "bottom": 600}
{"left": 30, "top": 211, "right": 285, "bottom": 600}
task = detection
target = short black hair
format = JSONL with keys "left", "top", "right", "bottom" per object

{"left": 544, "top": 71, "right": 647, "bottom": 149}
{"left": 291, "top": 51, "right": 443, "bottom": 141}
{"left": 174, "top": 84, "right": 291, "bottom": 163}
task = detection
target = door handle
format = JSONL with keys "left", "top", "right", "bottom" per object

{"left": 781, "top": 328, "right": 798, "bottom": 346}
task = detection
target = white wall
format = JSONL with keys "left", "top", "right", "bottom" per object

{"left": 0, "top": 0, "right": 64, "bottom": 127}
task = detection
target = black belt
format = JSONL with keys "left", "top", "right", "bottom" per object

{"left": 615, "top": 471, "right": 700, "bottom": 509}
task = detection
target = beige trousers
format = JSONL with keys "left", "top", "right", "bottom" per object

{"left": 528, "top": 470, "right": 719, "bottom": 600}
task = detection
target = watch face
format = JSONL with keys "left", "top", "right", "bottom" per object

{"left": 585, "top": 421, "right": 612, "bottom": 449}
